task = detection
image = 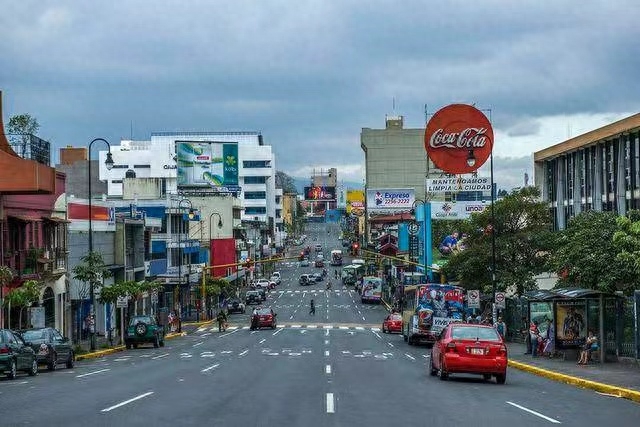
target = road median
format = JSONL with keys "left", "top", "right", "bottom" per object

{"left": 508, "top": 359, "right": 640, "bottom": 403}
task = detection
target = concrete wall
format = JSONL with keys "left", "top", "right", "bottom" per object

{"left": 56, "top": 160, "right": 108, "bottom": 200}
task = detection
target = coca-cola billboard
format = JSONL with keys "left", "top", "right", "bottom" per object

{"left": 424, "top": 104, "right": 494, "bottom": 174}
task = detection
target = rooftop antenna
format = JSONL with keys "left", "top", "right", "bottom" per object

{"left": 392, "top": 97, "right": 396, "bottom": 115}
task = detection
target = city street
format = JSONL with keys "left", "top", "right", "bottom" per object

{"left": 1, "top": 224, "right": 639, "bottom": 426}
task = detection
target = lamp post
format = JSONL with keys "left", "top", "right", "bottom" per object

{"left": 203, "top": 212, "right": 223, "bottom": 320}
{"left": 87, "top": 138, "right": 114, "bottom": 351}
{"left": 177, "top": 198, "right": 194, "bottom": 331}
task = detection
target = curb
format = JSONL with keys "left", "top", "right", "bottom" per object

{"left": 508, "top": 360, "right": 640, "bottom": 403}
{"left": 381, "top": 298, "right": 392, "bottom": 312}
{"left": 75, "top": 331, "right": 187, "bottom": 361}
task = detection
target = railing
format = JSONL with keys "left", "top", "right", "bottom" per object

{"left": 6, "top": 133, "right": 51, "bottom": 165}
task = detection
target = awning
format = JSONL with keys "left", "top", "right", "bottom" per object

{"left": 42, "top": 216, "right": 71, "bottom": 223}
{"left": 8, "top": 214, "right": 43, "bottom": 222}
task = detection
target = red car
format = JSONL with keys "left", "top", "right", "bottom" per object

{"left": 429, "top": 323, "right": 508, "bottom": 384}
{"left": 250, "top": 307, "right": 277, "bottom": 330}
{"left": 382, "top": 313, "right": 402, "bottom": 334}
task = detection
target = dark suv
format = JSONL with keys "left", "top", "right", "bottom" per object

{"left": 125, "top": 315, "right": 165, "bottom": 349}
{"left": 245, "top": 290, "right": 262, "bottom": 305}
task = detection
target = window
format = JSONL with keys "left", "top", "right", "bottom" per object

{"left": 243, "top": 160, "right": 271, "bottom": 168}
{"left": 245, "top": 207, "right": 266, "bottom": 215}
{"left": 451, "top": 326, "right": 501, "bottom": 341}
{"left": 244, "top": 176, "right": 267, "bottom": 184}
{"left": 245, "top": 191, "right": 266, "bottom": 200}
{"left": 112, "top": 179, "right": 123, "bottom": 184}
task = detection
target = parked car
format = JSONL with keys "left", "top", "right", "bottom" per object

{"left": 429, "top": 323, "right": 508, "bottom": 384}
{"left": 315, "top": 244, "right": 323, "bottom": 252}
{"left": 125, "top": 315, "right": 166, "bottom": 349}
{"left": 245, "top": 290, "right": 262, "bottom": 305}
{"left": 0, "top": 329, "right": 39, "bottom": 379}
{"left": 250, "top": 307, "right": 277, "bottom": 330}
{"left": 20, "top": 327, "right": 74, "bottom": 370}
{"left": 382, "top": 313, "right": 402, "bottom": 334}
{"left": 226, "top": 298, "right": 246, "bottom": 314}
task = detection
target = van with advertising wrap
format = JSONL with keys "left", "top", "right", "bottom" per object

{"left": 401, "top": 283, "right": 465, "bottom": 346}
{"left": 360, "top": 276, "right": 382, "bottom": 304}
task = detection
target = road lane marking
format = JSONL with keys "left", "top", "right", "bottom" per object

{"left": 371, "top": 327, "right": 380, "bottom": 332}
{"left": 326, "top": 364, "right": 332, "bottom": 374}
{"left": 325, "top": 350, "right": 330, "bottom": 357}
{"left": 201, "top": 364, "right": 220, "bottom": 373}
{"left": 372, "top": 332, "right": 382, "bottom": 339}
{"left": 219, "top": 329, "right": 240, "bottom": 338}
{"left": 325, "top": 340, "right": 329, "bottom": 345}
{"left": 76, "top": 369, "right": 110, "bottom": 378}
{"left": 193, "top": 342, "right": 204, "bottom": 347}
{"left": 242, "top": 326, "right": 249, "bottom": 330}
{"left": 289, "top": 315, "right": 294, "bottom": 319}
{"left": 326, "top": 393, "right": 335, "bottom": 413}
{"left": 151, "top": 353, "right": 169, "bottom": 360}
{"left": 387, "top": 343, "right": 394, "bottom": 347}
{"left": 362, "top": 316, "right": 366, "bottom": 321}
{"left": 506, "top": 402, "right": 561, "bottom": 424}
{"left": 259, "top": 339, "right": 266, "bottom": 344}
{"left": 339, "top": 326, "right": 349, "bottom": 330}
{"left": 291, "top": 325, "right": 302, "bottom": 328}
{"left": 273, "top": 328, "right": 284, "bottom": 336}
{"left": 239, "top": 350, "right": 249, "bottom": 356}
{"left": 355, "top": 326, "right": 364, "bottom": 330}
{"left": 323, "top": 325, "right": 333, "bottom": 329}
{"left": 101, "top": 392, "right": 154, "bottom": 412}
{"left": 307, "top": 325, "right": 318, "bottom": 329}
{"left": 405, "top": 353, "right": 416, "bottom": 361}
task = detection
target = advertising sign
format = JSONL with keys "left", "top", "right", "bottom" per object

{"left": 361, "top": 277, "right": 382, "bottom": 303}
{"left": 346, "top": 190, "right": 365, "bottom": 213}
{"left": 431, "top": 201, "right": 488, "bottom": 220}
{"left": 529, "top": 301, "right": 553, "bottom": 337}
{"left": 304, "top": 186, "right": 336, "bottom": 200}
{"left": 427, "top": 176, "right": 492, "bottom": 193}
{"left": 366, "top": 188, "right": 415, "bottom": 211}
{"left": 555, "top": 300, "right": 587, "bottom": 348}
{"left": 415, "top": 284, "right": 465, "bottom": 332}
{"left": 424, "top": 104, "right": 494, "bottom": 174}
{"left": 176, "top": 141, "right": 239, "bottom": 189}
{"left": 467, "top": 290, "right": 480, "bottom": 309}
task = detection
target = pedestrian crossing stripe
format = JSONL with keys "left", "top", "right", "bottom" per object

{"left": 203, "top": 323, "right": 381, "bottom": 332}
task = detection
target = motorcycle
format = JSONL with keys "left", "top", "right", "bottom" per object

{"left": 326, "top": 282, "right": 332, "bottom": 290}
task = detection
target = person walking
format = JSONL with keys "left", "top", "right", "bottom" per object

{"left": 309, "top": 299, "right": 316, "bottom": 315}
{"left": 216, "top": 310, "right": 228, "bottom": 332}
{"left": 494, "top": 316, "right": 507, "bottom": 340}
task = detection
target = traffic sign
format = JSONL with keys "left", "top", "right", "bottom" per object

{"left": 495, "top": 292, "right": 506, "bottom": 309}
{"left": 116, "top": 296, "right": 129, "bottom": 309}
{"left": 408, "top": 222, "right": 419, "bottom": 235}
{"left": 468, "top": 290, "right": 480, "bottom": 309}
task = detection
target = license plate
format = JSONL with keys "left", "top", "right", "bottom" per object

{"left": 471, "top": 348, "right": 484, "bottom": 355}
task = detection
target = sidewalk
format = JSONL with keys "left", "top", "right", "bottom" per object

{"left": 507, "top": 342, "right": 640, "bottom": 401}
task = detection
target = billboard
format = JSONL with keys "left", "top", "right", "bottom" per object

{"left": 361, "top": 277, "right": 382, "bottom": 303}
{"left": 431, "top": 201, "right": 488, "bottom": 220}
{"left": 346, "top": 190, "right": 365, "bottom": 215}
{"left": 304, "top": 186, "right": 336, "bottom": 200}
{"left": 415, "top": 284, "right": 465, "bottom": 332}
{"left": 426, "top": 176, "right": 492, "bottom": 193}
{"left": 176, "top": 141, "right": 239, "bottom": 189}
{"left": 366, "top": 188, "right": 415, "bottom": 211}
{"left": 555, "top": 300, "right": 587, "bottom": 348}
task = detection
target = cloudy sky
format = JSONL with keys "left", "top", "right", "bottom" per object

{"left": 2, "top": 1, "right": 639, "bottom": 191}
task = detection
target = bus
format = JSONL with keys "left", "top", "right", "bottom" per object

{"left": 401, "top": 283, "right": 465, "bottom": 346}
{"left": 361, "top": 276, "right": 382, "bottom": 304}
{"left": 341, "top": 265, "right": 358, "bottom": 286}
{"left": 330, "top": 249, "right": 343, "bottom": 266}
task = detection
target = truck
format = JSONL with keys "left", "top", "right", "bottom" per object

{"left": 330, "top": 249, "right": 343, "bottom": 266}
{"left": 401, "top": 283, "right": 465, "bottom": 346}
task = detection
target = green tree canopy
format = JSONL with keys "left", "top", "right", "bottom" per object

{"left": 72, "top": 251, "right": 113, "bottom": 299}
{"left": 7, "top": 113, "right": 40, "bottom": 157}
{"left": 611, "top": 210, "right": 640, "bottom": 294}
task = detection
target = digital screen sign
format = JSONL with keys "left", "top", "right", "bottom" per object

{"left": 304, "top": 186, "right": 336, "bottom": 200}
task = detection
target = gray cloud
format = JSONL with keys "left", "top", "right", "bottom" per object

{"left": 1, "top": 1, "right": 639, "bottom": 189}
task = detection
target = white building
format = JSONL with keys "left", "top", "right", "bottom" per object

{"left": 98, "top": 132, "right": 280, "bottom": 234}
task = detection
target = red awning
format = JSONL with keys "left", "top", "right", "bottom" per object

{"left": 42, "top": 216, "right": 71, "bottom": 223}
{"left": 8, "top": 214, "right": 43, "bottom": 222}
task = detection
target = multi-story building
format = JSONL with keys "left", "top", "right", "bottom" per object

{"left": 534, "top": 113, "right": 640, "bottom": 230}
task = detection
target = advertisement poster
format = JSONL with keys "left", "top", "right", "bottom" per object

{"left": 555, "top": 300, "right": 587, "bottom": 348}
{"left": 346, "top": 190, "right": 365, "bottom": 215}
{"left": 366, "top": 188, "right": 415, "bottom": 211}
{"left": 176, "top": 141, "right": 239, "bottom": 188}
{"left": 529, "top": 301, "right": 553, "bottom": 337}
{"left": 361, "top": 277, "right": 382, "bottom": 302}
{"left": 304, "top": 186, "right": 336, "bottom": 200}
{"left": 431, "top": 201, "right": 488, "bottom": 220}
{"left": 415, "top": 284, "right": 464, "bottom": 332}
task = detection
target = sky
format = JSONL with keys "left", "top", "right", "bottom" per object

{"left": 2, "top": 0, "right": 639, "bottom": 191}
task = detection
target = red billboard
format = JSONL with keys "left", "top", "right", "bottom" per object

{"left": 304, "top": 186, "right": 336, "bottom": 201}
{"left": 424, "top": 104, "right": 493, "bottom": 174}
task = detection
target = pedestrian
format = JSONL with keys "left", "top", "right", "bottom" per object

{"left": 494, "top": 316, "right": 507, "bottom": 340}
{"left": 250, "top": 307, "right": 259, "bottom": 330}
{"left": 168, "top": 311, "right": 176, "bottom": 332}
{"left": 521, "top": 316, "right": 531, "bottom": 354}
{"left": 309, "top": 299, "right": 315, "bottom": 315}
{"left": 216, "top": 310, "right": 227, "bottom": 332}
{"left": 530, "top": 320, "right": 541, "bottom": 357}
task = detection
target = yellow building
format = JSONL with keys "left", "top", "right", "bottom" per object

{"left": 282, "top": 192, "right": 298, "bottom": 228}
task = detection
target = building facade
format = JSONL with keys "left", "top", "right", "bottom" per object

{"left": 534, "top": 113, "right": 640, "bottom": 230}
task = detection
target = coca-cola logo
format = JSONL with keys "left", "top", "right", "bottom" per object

{"left": 424, "top": 104, "right": 494, "bottom": 174}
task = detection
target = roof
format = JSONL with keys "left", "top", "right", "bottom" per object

{"left": 523, "top": 287, "right": 614, "bottom": 301}
{"left": 534, "top": 113, "right": 640, "bottom": 161}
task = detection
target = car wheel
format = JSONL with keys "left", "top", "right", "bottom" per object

{"left": 428, "top": 353, "right": 437, "bottom": 376}
{"left": 66, "top": 351, "right": 75, "bottom": 369}
{"left": 7, "top": 359, "right": 17, "bottom": 379}
{"left": 153, "top": 335, "right": 160, "bottom": 348}
{"left": 496, "top": 372, "right": 507, "bottom": 385}
{"left": 135, "top": 322, "right": 148, "bottom": 337}
{"left": 483, "top": 374, "right": 492, "bottom": 381}
{"left": 438, "top": 358, "right": 449, "bottom": 381}
{"left": 28, "top": 358, "right": 38, "bottom": 376}
{"left": 48, "top": 352, "right": 57, "bottom": 371}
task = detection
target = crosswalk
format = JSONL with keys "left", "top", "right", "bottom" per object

{"left": 196, "top": 324, "right": 382, "bottom": 333}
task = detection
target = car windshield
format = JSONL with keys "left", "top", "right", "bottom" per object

{"left": 451, "top": 326, "right": 501, "bottom": 341}
{"left": 256, "top": 309, "right": 272, "bottom": 315}
{"left": 130, "top": 316, "right": 153, "bottom": 326}
{"left": 22, "top": 329, "right": 46, "bottom": 340}
{"left": 389, "top": 315, "right": 402, "bottom": 321}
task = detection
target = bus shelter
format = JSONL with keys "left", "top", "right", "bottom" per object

{"left": 514, "top": 288, "right": 625, "bottom": 363}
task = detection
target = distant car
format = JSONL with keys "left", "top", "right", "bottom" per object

{"left": 226, "top": 298, "right": 246, "bottom": 314}
{"left": 299, "top": 274, "right": 312, "bottom": 286}
{"left": 429, "top": 323, "right": 508, "bottom": 384}
{"left": 270, "top": 272, "right": 281, "bottom": 285}
{"left": 245, "top": 290, "right": 262, "bottom": 305}
{"left": 20, "top": 327, "right": 74, "bottom": 370}
{"left": 342, "top": 240, "right": 350, "bottom": 247}
{"left": 315, "top": 244, "right": 323, "bottom": 252}
{"left": 125, "top": 315, "right": 166, "bottom": 349}
{"left": 382, "top": 313, "right": 402, "bottom": 334}
{"left": 315, "top": 259, "right": 325, "bottom": 268}
{"left": 255, "top": 279, "right": 271, "bottom": 290}
{"left": 0, "top": 329, "right": 38, "bottom": 379}
{"left": 312, "top": 272, "right": 324, "bottom": 282}
{"left": 250, "top": 307, "right": 277, "bottom": 330}
{"left": 300, "top": 259, "right": 310, "bottom": 267}
{"left": 255, "top": 287, "right": 267, "bottom": 301}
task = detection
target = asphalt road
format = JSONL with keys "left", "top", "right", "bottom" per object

{"left": 1, "top": 223, "right": 640, "bottom": 426}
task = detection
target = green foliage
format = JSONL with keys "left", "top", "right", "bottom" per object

{"left": 0, "top": 266, "right": 14, "bottom": 287}
{"left": 7, "top": 114, "right": 40, "bottom": 157}
{"left": 205, "top": 277, "right": 233, "bottom": 298}
{"left": 72, "top": 251, "right": 113, "bottom": 298}
{"left": 98, "top": 280, "right": 163, "bottom": 304}
{"left": 3, "top": 280, "right": 43, "bottom": 308}
{"left": 442, "top": 187, "right": 553, "bottom": 295}
{"left": 612, "top": 210, "right": 640, "bottom": 294}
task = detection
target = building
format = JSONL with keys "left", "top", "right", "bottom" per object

{"left": 534, "top": 113, "right": 640, "bottom": 230}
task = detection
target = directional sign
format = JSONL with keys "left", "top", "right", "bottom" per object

{"left": 494, "top": 292, "right": 506, "bottom": 309}
{"left": 468, "top": 290, "right": 480, "bottom": 309}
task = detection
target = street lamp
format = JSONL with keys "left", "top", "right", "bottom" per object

{"left": 177, "top": 198, "right": 194, "bottom": 331}
{"left": 87, "top": 138, "right": 114, "bottom": 351}
{"left": 203, "top": 212, "right": 223, "bottom": 320}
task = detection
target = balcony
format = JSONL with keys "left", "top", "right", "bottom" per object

{"left": 2, "top": 247, "right": 66, "bottom": 279}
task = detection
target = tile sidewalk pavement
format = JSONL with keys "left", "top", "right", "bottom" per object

{"left": 507, "top": 342, "right": 640, "bottom": 392}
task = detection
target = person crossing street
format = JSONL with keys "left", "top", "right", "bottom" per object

{"left": 216, "top": 310, "right": 228, "bottom": 332}
{"left": 309, "top": 299, "right": 316, "bottom": 315}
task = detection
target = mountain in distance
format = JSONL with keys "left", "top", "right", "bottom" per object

{"left": 292, "top": 177, "right": 363, "bottom": 194}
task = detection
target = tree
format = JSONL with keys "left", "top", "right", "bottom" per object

{"left": 611, "top": 211, "right": 640, "bottom": 294}
{"left": 276, "top": 171, "right": 297, "bottom": 194}
{"left": 72, "top": 251, "right": 113, "bottom": 307}
{"left": 442, "top": 187, "right": 553, "bottom": 295}
{"left": 548, "top": 210, "right": 622, "bottom": 292}
{"left": 3, "top": 280, "right": 43, "bottom": 329}
{"left": 7, "top": 113, "right": 39, "bottom": 158}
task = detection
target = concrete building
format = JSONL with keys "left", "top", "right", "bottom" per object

{"left": 534, "top": 113, "right": 640, "bottom": 230}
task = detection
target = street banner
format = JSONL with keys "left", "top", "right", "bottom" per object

{"left": 366, "top": 188, "right": 415, "bottom": 211}
{"left": 426, "top": 176, "right": 492, "bottom": 193}
{"left": 431, "top": 201, "right": 488, "bottom": 220}
{"left": 494, "top": 291, "right": 506, "bottom": 309}
{"left": 467, "top": 290, "right": 480, "bottom": 309}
